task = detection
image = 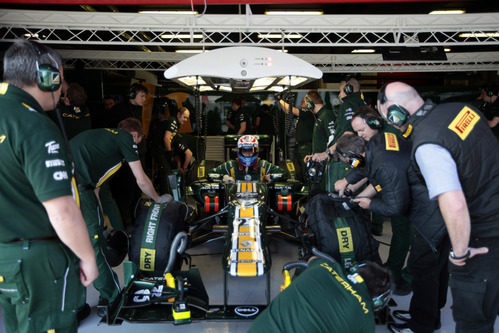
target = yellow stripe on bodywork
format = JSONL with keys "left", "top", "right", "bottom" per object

{"left": 230, "top": 167, "right": 235, "bottom": 179}
{"left": 96, "top": 162, "right": 122, "bottom": 187}
{"left": 237, "top": 262, "right": 257, "bottom": 277}
{"left": 197, "top": 165, "right": 205, "bottom": 178}
{"left": 239, "top": 207, "right": 254, "bottom": 218}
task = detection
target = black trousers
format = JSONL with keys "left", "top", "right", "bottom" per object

{"left": 408, "top": 232, "right": 450, "bottom": 333}
{"left": 449, "top": 236, "right": 499, "bottom": 333}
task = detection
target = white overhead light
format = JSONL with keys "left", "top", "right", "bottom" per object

{"left": 265, "top": 10, "right": 323, "bottom": 16}
{"left": 177, "top": 76, "right": 206, "bottom": 86}
{"left": 175, "top": 49, "right": 205, "bottom": 54}
{"left": 444, "top": 48, "right": 451, "bottom": 52}
{"left": 277, "top": 76, "right": 309, "bottom": 86}
{"left": 198, "top": 86, "right": 214, "bottom": 92}
{"left": 253, "top": 77, "right": 277, "bottom": 88}
{"left": 459, "top": 32, "right": 499, "bottom": 38}
{"left": 138, "top": 10, "right": 198, "bottom": 15}
{"left": 352, "top": 49, "right": 376, "bottom": 54}
{"left": 161, "top": 34, "right": 203, "bottom": 39}
{"left": 24, "top": 33, "right": 39, "bottom": 38}
{"left": 429, "top": 10, "right": 465, "bottom": 15}
{"left": 257, "top": 33, "right": 302, "bottom": 39}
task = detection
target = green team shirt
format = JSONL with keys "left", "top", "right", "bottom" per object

{"left": 249, "top": 258, "right": 375, "bottom": 333}
{"left": 295, "top": 108, "right": 315, "bottom": 145}
{"left": 70, "top": 128, "right": 139, "bottom": 187}
{"left": 312, "top": 106, "right": 335, "bottom": 153}
{"left": 336, "top": 92, "right": 365, "bottom": 142}
{"left": 0, "top": 83, "right": 74, "bottom": 242}
{"left": 59, "top": 104, "right": 92, "bottom": 139}
{"left": 208, "top": 159, "right": 286, "bottom": 182}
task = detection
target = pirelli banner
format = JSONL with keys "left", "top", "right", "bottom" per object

{"left": 130, "top": 199, "right": 187, "bottom": 275}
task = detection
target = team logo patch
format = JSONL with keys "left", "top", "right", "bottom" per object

{"left": 375, "top": 184, "right": 382, "bottom": 192}
{"left": 448, "top": 106, "right": 480, "bottom": 140}
{"left": 235, "top": 306, "right": 259, "bottom": 318}
{"left": 384, "top": 132, "right": 399, "bottom": 151}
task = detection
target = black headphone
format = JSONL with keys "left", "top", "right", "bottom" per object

{"left": 353, "top": 110, "right": 383, "bottom": 130}
{"left": 344, "top": 77, "right": 354, "bottom": 96}
{"left": 31, "top": 41, "right": 61, "bottom": 92}
{"left": 377, "top": 84, "right": 409, "bottom": 127}
{"left": 304, "top": 94, "right": 315, "bottom": 111}
{"left": 129, "top": 87, "right": 137, "bottom": 99}
{"left": 483, "top": 85, "right": 498, "bottom": 97}
{"left": 336, "top": 147, "right": 365, "bottom": 168}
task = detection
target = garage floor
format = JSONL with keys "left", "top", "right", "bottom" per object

{"left": 1, "top": 221, "right": 498, "bottom": 333}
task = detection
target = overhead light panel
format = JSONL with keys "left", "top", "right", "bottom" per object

{"left": 258, "top": 34, "right": 302, "bottom": 39}
{"left": 459, "top": 32, "right": 499, "bottom": 38}
{"left": 161, "top": 34, "right": 203, "bottom": 39}
{"left": 198, "top": 86, "right": 214, "bottom": 92}
{"left": 429, "top": 10, "right": 465, "bottom": 15}
{"left": 139, "top": 10, "right": 198, "bottom": 15}
{"left": 177, "top": 76, "right": 206, "bottom": 86}
{"left": 444, "top": 48, "right": 451, "bottom": 52}
{"left": 352, "top": 49, "right": 375, "bottom": 54}
{"left": 277, "top": 76, "right": 308, "bottom": 86}
{"left": 265, "top": 11, "right": 323, "bottom": 16}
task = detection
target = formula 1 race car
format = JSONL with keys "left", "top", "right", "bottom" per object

{"left": 100, "top": 160, "right": 308, "bottom": 325}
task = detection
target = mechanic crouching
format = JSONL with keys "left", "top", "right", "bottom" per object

{"left": 208, "top": 135, "right": 286, "bottom": 183}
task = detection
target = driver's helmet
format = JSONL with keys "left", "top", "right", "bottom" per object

{"left": 237, "top": 135, "right": 259, "bottom": 167}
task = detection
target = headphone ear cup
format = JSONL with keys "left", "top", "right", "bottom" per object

{"left": 36, "top": 64, "right": 61, "bottom": 92}
{"left": 487, "top": 89, "right": 494, "bottom": 97}
{"left": 304, "top": 95, "right": 314, "bottom": 110}
{"left": 344, "top": 83, "right": 354, "bottom": 96}
{"left": 386, "top": 104, "right": 409, "bottom": 126}
{"left": 129, "top": 89, "right": 137, "bottom": 100}
{"left": 366, "top": 117, "right": 383, "bottom": 130}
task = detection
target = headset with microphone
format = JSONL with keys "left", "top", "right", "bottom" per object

{"left": 336, "top": 147, "right": 365, "bottom": 168}
{"left": 377, "top": 84, "right": 410, "bottom": 127}
{"left": 353, "top": 109, "right": 383, "bottom": 130}
{"left": 304, "top": 94, "right": 315, "bottom": 112}
{"left": 343, "top": 77, "right": 354, "bottom": 96}
{"left": 31, "top": 41, "right": 61, "bottom": 92}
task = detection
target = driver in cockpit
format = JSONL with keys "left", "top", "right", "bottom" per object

{"left": 208, "top": 135, "right": 287, "bottom": 183}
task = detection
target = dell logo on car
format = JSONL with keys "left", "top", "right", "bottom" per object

{"left": 234, "top": 306, "right": 259, "bottom": 317}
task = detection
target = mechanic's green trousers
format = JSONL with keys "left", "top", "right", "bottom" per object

{"left": 98, "top": 183, "right": 124, "bottom": 231}
{"left": 79, "top": 187, "right": 121, "bottom": 303}
{"left": 0, "top": 241, "right": 83, "bottom": 333}
{"left": 387, "top": 216, "right": 412, "bottom": 282}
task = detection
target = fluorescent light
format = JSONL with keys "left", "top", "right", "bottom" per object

{"left": 459, "top": 32, "right": 499, "bottom": 38}
{"left": 217, "top": 86, "right": 232, "bottom": 92}
{"left": 352, "top": 49, "right": 375, "bottom": 53}
{"left": 139, "top": 10, "right": 198, "bottom": 15}
{"left": 177, "top": 76, "right": 206, "bottom": 86}
{"left": 444, "top": 48, "right": 451, "bottom": 52}
{"left": 175, "top": 49, "right": 205, "bottom": 54}
{"left": 277, "top": 76, "right": 308, "bottom": 86}
{"left": 258, "top": 33, "right": 302, "bottom": 39}
{"left": 429, "top": 10, "right": 465, "bottom": 15}
{"left": 253, "top": 77, "right": 277, "bottom": 87}
{"left": 265, "top": 11, "right": 323, "bottom": 16}
{"left": 24, "top": 33, "right": 39, "bottom": 38}
{"left": 198, "top": 86, "right": 214, "bottom": 92}
{"left": 161, "top": 34, "right": 203, "bottom": 39}
{"left": 267, "top": 86, "right": 285, "bottom": 92}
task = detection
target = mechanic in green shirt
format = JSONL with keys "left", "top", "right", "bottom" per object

{"left": 311, "top": 78, "right": 365, "bottom": 191}
{"left": 70, "top": 117, "right": 171, "bottom": 307}
{"left": 208, "top": 135, "right": 286, "bottom": 182}
{"left": 249, "top": 256, "right": 392, "bottom": 333}
{"left": 0, "top": 40, "right": 97, "bottom": 333}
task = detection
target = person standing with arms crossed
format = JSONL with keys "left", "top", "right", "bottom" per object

{"left": 0, "top": 39, "right": 97, "bottom": 333}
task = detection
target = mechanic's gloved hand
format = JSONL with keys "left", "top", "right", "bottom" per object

{"left": 158, "top": 193, "right": 173, "bottom": 204}
{"left": 223, "top": 175, "right": 235, "bottom": 184}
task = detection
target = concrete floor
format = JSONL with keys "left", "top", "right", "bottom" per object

{"left": 1, "top": 221, "right": 498, "bottom": 332}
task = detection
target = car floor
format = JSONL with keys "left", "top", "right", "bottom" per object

{"left": 1, "top": 221, "right": 498, "bottom": 333}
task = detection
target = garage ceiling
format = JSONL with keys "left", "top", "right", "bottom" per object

{"left": 0, "top": 1, "right": 498, "bottom": 85}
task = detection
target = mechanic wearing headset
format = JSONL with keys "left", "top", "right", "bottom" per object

{"left": 162, "top": 106, "right": 193, "bottom": 175}
{"left": 335, "top": 129, "right": 449, "bottom": 333}
{"left": 0, "top": 39, "right": 98, "bottom": 332}
{"left": 309, "top": 77, "right": 365, "bottom": 191}
{"left": 249, "top": 256, "right": 391, "bottom": 333}
{"left": 208, "top": 135, "right": 286, "bottom": 183}
{"left": 479, "top": 84, "right": 499, "bottom": 140}
{"left": 70, "top": 117, "right": 171, "bottom": 309}
{"left": 335, "top": 107, "right": 413, "bottom": 297}
{"left": 377, "top": 81, "right": 498, "bottom": 332}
